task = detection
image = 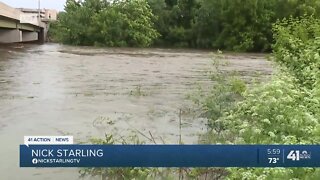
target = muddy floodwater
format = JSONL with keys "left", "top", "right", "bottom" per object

{"left": 0, "top": 44, "right": 272, "bottom": 179}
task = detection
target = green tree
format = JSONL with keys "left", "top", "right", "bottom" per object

{"left": 193, "top": 0, "right": 277, "bottom": 51}
{"left": 50, "top": 0, "right": 320, "bottom": 51}
{"left": 50, "top": 0, "right": 158, "bottom": 47}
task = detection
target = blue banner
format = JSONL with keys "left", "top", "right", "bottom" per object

{"left": 20, "top": 145, "right": 319, "bottom": 167}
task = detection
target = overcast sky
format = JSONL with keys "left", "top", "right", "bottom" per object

{"left": 1, "top": 0, "right": 66, "bottom": 11}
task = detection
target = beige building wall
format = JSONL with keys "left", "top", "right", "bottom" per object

{"left": 45, "top": 9, "right": 57, "bottom": 21}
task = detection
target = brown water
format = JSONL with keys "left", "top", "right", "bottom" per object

{"left": 0, "top": 44, "right": 272, "bottom": 180}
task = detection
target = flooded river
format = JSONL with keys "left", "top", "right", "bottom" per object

{"left": 0, "top": 44, "right": 272, "bottom": 179}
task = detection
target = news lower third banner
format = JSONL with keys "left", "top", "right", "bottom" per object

{"left": 20, "top": 144, "right": 320, "bottom": 167}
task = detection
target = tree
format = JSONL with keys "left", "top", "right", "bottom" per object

{"left": 51, "top": 0, "right": 158, "bottom": 47}
{"left": 50, "top": 0, "right": 320, "bottom": 51}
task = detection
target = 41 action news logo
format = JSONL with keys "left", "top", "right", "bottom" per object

{"left": 287, "top": 150, "right": 311, "bottom": 161}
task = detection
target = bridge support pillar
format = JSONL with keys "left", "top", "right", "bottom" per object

{"left": 0, "top": 29, "right": 22, "bottom": 43}
{"left": 38, "top": 28, "right": 45, "bottom": 44}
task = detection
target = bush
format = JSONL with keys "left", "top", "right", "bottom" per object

{"left": 225, "top": 16, "right": 320, "bottom": 179}
{"left": 273, "top": 16, "right": 320, "bottom": 89}
{"left": 193, "top": 16, "right": 320, "bottom": 179}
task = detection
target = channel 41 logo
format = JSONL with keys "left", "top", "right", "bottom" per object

{"left": 286, "top": 150, "right": 311, "bottom": 161}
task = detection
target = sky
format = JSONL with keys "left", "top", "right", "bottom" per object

{"left": 1, "top": 0, "right": 66, "bottom": 11}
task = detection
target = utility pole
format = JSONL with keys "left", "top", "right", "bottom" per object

{"left": 38, "top": 0, "right": 41, "bottom": 25}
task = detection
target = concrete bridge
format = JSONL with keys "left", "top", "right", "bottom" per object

{"left": 0, "top": 2, "right": 49, "bottom": 43}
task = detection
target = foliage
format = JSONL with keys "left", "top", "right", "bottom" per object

{"left": 192, "top": 0, "right": 320, "bottom": 51}
{"left": 147, "top": 0, "right": 320, "bottom": 51}
{"left": 188, "top": 51, "right": 246, "bottom": 143}
{"left": 227, "top": 167, "right": 320, "bottom": 180}
{"left": 50, "top": 0, "right": 159, "bottom": 47}
{"left": 79, "top": 134, "right": 164, "bottom": 180}
{"left": 184, "top": 15, "right": 320, "bottom": 179}
{"left": 225, "top": 71, "right": 319, "bottom": 145}
{"left": 193, "top": 0, "right": 275, "bottom": 51}
{"left": 80, "top": 134, "right": 228, "bottom": 179}
{"left": 199, "top": 16, "right": 320, "bottom": 179}
{"left": 50, "top": 0, "right": 320, "bottom": 51}
{"left": 273, "top": 16, "right": 320, "bottom": 89}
